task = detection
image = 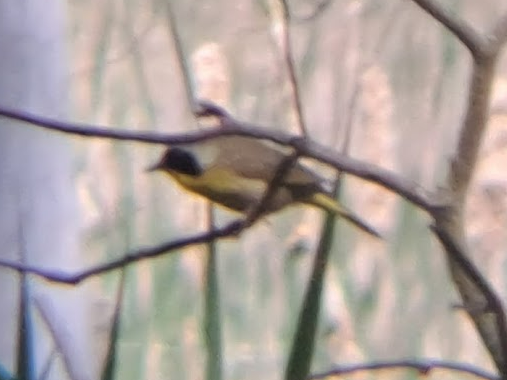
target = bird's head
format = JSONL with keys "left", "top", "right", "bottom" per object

{"left": 147, "top": 147, "right": 203, "bottom": 176}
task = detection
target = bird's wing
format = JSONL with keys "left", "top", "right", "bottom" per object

{"left": 203, "top": 135, "right": 324, "bottom": 188}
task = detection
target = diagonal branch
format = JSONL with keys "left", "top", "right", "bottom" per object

{"left": 432, "top": 226, "right": 507, "bottom": 374}
{"left": 278, "top": 0, "right": 308, "bottom": 137}
{"left": 244, "top": 148, "right": 301, "bottom": 224}
{"left": 310, "top": 358, "right": 499, "bottom": 380}
{"left": 0, "top": 148, "right": 321, "bottom": 286}
{"left": 408, "top": 1, "right": 507, "bottom": 374}
{"left": 449, "top": 58, "right": 497, "bottom": 203}
{"left": 164, "top": 1, "right": 195, "bottom": 111}
{"left": 408, "top": 0, "right": 486, "bottom": 57}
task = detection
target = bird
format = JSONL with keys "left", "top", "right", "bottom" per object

{"left": 147, "top": 135, "right": 380, "bottom": 237}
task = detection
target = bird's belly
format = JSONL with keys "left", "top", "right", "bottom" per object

{"left": 170, "top": 169, "right": 266, "bottom": 213}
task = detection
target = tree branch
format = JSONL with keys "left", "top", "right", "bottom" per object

{"left": 244, "top": 148, "right": 301, "bottom": 224}
{"left": 0, "top": 104, "right": 436, "bottom": 212}
{"left": 278, "top": 0, "right": 308, "bottom": 137}
{"left": 0, "top": 147, "right": 334, "bottom": 284}
{"left": 408, "top": 0, "right": 486, "bottom": 57}
{"left": 449, "top": 58, "right": 497, "bottom": 204}
{"left": 0, "top": 219, "right": 246, "bottom": 285}
{"left": 408, "top": 1, "right": 507, "bottom": 374}
{"left": 432, "top": 225, "right": 507, "bottom": 375}
{"left": 310, "top": 358, "right": 498, "bottom": 380}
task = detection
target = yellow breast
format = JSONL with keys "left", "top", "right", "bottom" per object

{"left": 168, "top": 167, "right": 268, "bottom": 213}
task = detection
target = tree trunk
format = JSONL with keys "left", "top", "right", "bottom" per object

{"left": 0, "top": 1, "right": 94, "bottom": 379}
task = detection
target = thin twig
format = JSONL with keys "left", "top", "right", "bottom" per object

{"left": 408, "top": 0, "right": 485, "bottom": 57}
{"left": 0, "top": 219, "right": 246, "bottom": 285}
{"left": 432, "top": 225, "right": 507, "bottom": 371}
{"left": 0, "top": 104, "right": 435, "bottom": 212}
{"left": 309, "top": 358, "right": 499, "bottom": 380}
{"left": 279, "top": 0, "right": 309, "bottom": 137}
{"left": 121, "top": 1, "right": 157, "bottom": 121}
{"left": 164, "top": 1, "right": 196, "bottom": 111}
{"left": 245, "top": 148, "right": 301, "bottom": 224}
{"left": 2, "top": 175, "right": 311, "bottom": 284}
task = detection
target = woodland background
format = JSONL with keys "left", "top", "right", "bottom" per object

{"left": 1, "top": 0, "right": 507, "bottom": 379}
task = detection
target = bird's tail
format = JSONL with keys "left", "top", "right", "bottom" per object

{"left": 309, "top": 193, "right": 382, "bottom": 238}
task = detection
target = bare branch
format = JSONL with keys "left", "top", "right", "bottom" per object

{"left": 8, "top": 161, "right": 342, "bottom": 283}
{"left": 0, "top": 219, "right": 246, "bottom": 285}
{"left": 0, "top": 107, "right": 171, "bottom": 143}
{"left": 0, "top": 143, "right": 355, "bottom": 286}
{"left": 244, "top": 149, "right": 301, "bottom": 224}
{"left": 417, "top": 1, "right": 507, "bottom": 373}
{"left": 164, "top": 1, "right": 196, "bottom": 110}
{"left": 432, "top": 226, "right": 507, "bottom": 373}
{"left": 438, "top": 55, "right": 506, "bottom": 375}
{"left": 397, "top": 3, "right": 507, "bottom": 372}
{"left": 0, "top": 104, "right": 435, "bottom": 212}
{"left": 449, "top": 58, "right": 497, "bottom": 202}
{"left": 310, "top": 359, "right": 499, "bottom": 380}
{"left": 409, "top": 0, "right": 485, "bottom": 57}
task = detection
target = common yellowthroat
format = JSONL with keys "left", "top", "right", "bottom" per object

{"left": 148, "top": 135, "right": 380, "bottom": 237}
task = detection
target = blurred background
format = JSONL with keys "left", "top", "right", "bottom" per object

{"left": 2, "top": 0, "right": 507, "bottom": 379}
{"left": 69, "top": 0, "right": 507, "bottom": 379}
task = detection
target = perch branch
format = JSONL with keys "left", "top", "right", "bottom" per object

{"left": 0, "top": 151, "right": 308, "bottom": 286}
{"left": 0, "top": 104, "right": 435, "bottom": 212}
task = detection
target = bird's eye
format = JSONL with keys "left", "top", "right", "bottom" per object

{"left": 163, "top": 148, "right": 203, "bottom": 176}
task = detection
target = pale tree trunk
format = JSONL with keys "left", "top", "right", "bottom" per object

{"left": 0, "top": 1, "right": 94, "bottom": 380}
